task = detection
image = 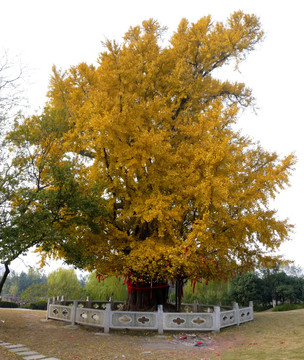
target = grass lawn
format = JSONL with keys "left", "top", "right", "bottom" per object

{"left": 0, "top": 308, "right": 303, "bottom": 359}
{"left": 217, "top": 310, "right": 304, "bottom": 360}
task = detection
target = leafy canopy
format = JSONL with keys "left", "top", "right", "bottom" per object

{"left": 9, "top": 13, "right": 295, "bottom": 286}
{"left": 47, "top": 268, "right": 84, "bottom": 299}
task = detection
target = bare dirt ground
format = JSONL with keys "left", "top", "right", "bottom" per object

{"left": 0, "top": 309, "right": 241, "bottom": 360}
{"left": 2, "top": 308, "right": 304, "bottom": 360}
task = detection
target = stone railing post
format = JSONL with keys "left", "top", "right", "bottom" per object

{"left": 104, "top": 303, "right": 111, "bottom": 333}
{"left": 46, "top": 298, "right": 51, "bottom": 320}
{"left": 71, "top": 300, "right": 78, "bottom": 326}
{"left": 233, "top": 302, "right": 240, "bottom": 326}
{"left": 157, "top": 305, "right": 164, "bottom": 334}
{"left": 86, "top": 296, "right": 92, "bottom": 308}
{"left": 249, "top": 301, "right": 254, "bottom": 319}
{"left": 193, "top": 300, "right": 199, "bottom": 312}
{"left": 213, "top": 305, "right": 221, "bottom": 332}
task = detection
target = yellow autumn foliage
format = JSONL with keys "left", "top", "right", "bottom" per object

{"left": 13, "top": 13, "right": 295, "bottom": 285}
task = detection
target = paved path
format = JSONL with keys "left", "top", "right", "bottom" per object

{"left": 0, "top": 340, "right": 60, "bottom": 360}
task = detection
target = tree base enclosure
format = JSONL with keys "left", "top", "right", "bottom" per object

{"left": 47, "top": 297, "right": 253, "bottom": 334}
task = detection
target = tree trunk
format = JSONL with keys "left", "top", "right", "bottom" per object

{"left": 0, "top": 263, "right": 10, "bottom": 295}
{"left": 175, "top": 280, "right": 183, "bottom": 312}
{"left": 123, "top": 281, "right": 169, "bottom": 311}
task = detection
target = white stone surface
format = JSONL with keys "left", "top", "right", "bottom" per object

{"left": 18, "top": 351, "right": 40, "bottom": 356}
{"left": 5, "top": 344, "right": 25, "bottom": 348}
{"left": 23, "top": 355, "right": 46, "bottom": 360}
{"left": 9, "top": 347, "right": 30, "bottom": 352}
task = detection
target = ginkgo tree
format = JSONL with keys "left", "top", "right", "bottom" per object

{"left": 9, "top": 12, "right": 295, "bottom": 311}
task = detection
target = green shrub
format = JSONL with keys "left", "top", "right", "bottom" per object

{"left": 254, "top": 304, "right": 273, "bottom": 312}
{"left": 272, "top": 303, "right": 304, "bottom": 312}
{"left": 0, "top": 300, "right": 19, "bottom": 308}
{"left": 26, "top": 301, "right": 48, "bottom": 310}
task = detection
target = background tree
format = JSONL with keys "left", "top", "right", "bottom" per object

{"left": 9, "top": 13, "right": 295, "bottom": 310}
{"left": 0, "top": 267, "right": 47, "bottom": 297}
{"left": 227, "top": 266, "right": 304, "bottom": 307}
{"left": 47, "top": 268, "right": 84, "bottom": 299}
{"left": 181, "top": 279, "right": 230, "bottom": 305}
{"left": 0, "top": 138, "right": 73, "bottom": 294}
{"left": 17, "top": 267, "right": 47, "bottom": 296}
{"left": 78, "top": 273, "right": 88, "bottom": 288}
{"left": 283, "top": 265, "right": 304, "bottom": 278}
{"left": 1, "top": 270, "right": 19, "bottom": 296}
{"left": 229, "top": 273, "right": 264, "bottom": 306}
{"left": 0, "top": 52, "right": 23, "bottom": 124}
{"left": 275, "top": 284, "right": 295, "bottom": 304}
{"left": 1, "top": 107, "right": 107, "bottom": 295}
{"left": 0, "top": 53, "right": 103, "bottom": 295}
{"left": 0, "top": 53, "right": 26, "bottom": 292}
{"left": 20, "top": 283, "right": 48, "bottom": 303}
{"left": 85, "top": 273, "right": 127, "bottom": 301}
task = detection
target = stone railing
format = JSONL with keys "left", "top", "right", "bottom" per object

{"left": 47, "top": 297, "right": 253, "bottom": 334}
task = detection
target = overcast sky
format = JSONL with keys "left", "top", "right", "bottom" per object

{"left": 1, "top": 0, "right": 303, "bottom": 273}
